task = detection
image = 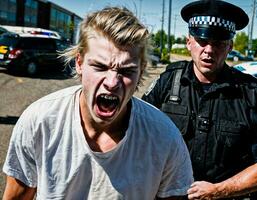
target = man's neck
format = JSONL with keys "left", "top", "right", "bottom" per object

{"left": 193, "top": 65, "right": 217, "bottom": 83}
{"left": 79, "top": 93, "right": 131, "bottom": 152}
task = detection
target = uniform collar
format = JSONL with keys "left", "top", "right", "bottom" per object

{"left": 181, "top": 60, "right": 239, "bottom": 89}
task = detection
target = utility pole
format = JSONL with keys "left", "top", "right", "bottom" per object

{"left": 160, "top": 0, "right": 165, "bottom": 57}
{"left": 139, "top": 0, "right": 143, "bottom": 20}
{"left": 167, "top": 0, "right": 172, "bottom": 57}
{"left": 173, "top": 14, "right": 178, "bottom": 39}
{"left": 248, "top": 0, "right": 256, "bottom": 53}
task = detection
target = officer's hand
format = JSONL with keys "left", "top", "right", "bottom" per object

{"left": 187, "top": 181, "right": 219, "bottom": 199}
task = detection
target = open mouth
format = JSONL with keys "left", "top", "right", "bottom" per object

{"left": 202, "top": 58, "right": 214, "bottom": 64}
{"left": 96, "top": 94, "right": 120, "bottom": 115}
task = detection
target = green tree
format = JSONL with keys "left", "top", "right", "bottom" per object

{"left": 175, "top": 36, "right": 186, "bottom": 44}
{"left": 234, "top": 32, "right": 248, "bottom": 54}
{"left": 167, "top": 34, "right": 175, "bottom": 50}
{"left": 153, "top": 30, "right": 167, "bottom": 48}
{"left": 252, "top": 39, "right": 257, "bottom": 57}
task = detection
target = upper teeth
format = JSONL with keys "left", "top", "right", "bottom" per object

{"left": 101, "top": 94, "right": 118, "bottom": 100}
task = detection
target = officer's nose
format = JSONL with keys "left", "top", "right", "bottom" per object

{"left": 204, "top": 43, "right": 214, "bottom": 53}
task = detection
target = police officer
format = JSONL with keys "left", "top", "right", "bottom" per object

{"left": 143, "top": 0, "right": 257, "bottom": 199}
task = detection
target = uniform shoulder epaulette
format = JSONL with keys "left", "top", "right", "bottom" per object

{"left": 165, "top": 60, "right": 189, "bottom": 72}
{"left": 231, "top": 67, "right": 257, "bottom": 87}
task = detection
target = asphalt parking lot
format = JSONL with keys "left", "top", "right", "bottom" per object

{"left": 0, "top": 68, "right": 79, "bottom": 197}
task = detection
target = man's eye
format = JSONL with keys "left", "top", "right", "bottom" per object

{"left": 119, "top": 69, "right": 137, "bottom": 76}
{"left": 93, "top": 64, "right": 107, "bottom": 71}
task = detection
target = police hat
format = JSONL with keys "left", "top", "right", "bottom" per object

{"left": 181, "top": 0, "right": 249, "bottom": 40}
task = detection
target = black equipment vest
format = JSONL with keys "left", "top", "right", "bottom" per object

{"left": 160, "top": 63, "right": 257, "bottom": 199}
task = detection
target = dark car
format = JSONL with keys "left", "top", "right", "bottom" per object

{"left": 0, "top": 31, "right": 70, "bottom": 75}
{"left": 227, "top": 50, "right": 254, "bottom": 62}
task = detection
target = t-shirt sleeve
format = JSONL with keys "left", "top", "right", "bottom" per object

{"left": 157, "top": 130, "right": 194, "bottom": 198}
{"left": 2, "top": 109, "right": 37, "bottom": 188}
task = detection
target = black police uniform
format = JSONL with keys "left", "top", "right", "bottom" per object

{"left": 143, "top": 1, "right": 257, "bottom": 198}
{"left": 142, "top": 61, "right": 257, "bottom": 199}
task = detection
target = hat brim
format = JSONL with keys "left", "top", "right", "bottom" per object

{"left": 189, "top": 27, "right": 235, "bottom": 40}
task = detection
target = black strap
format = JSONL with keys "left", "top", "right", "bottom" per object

{"left": 168, "top": 68, "right": 183, "bottom": 103}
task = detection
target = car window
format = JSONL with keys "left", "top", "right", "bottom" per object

{"left": 18, "top": 37, "right": 56, "bottom": 50}
{"left": 0, "top": 27, "right": 8, "bottom": 35}
{"left": 56, "top": 39, "right": 70, "bottom": 51}
{"left": 0, "top": 35, "right": 19, "bottom": 47}
{"left": 38, "top": 38, "right": 56, "bottom": 50}
{"left": 19, "top": 38, "right": 36, "bottom": 49}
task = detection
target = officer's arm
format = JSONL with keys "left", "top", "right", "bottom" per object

{"left": 142, "top": 71, "right": 171, "bottom": 109}
{"left": 187, "top": 163, "right": 257, "bottom": 199}
{"left": 215, "top": 163, "right": 257, "bottom": 197}
{"left": 141, "top": 77, "right": 161, "bottom": 107}
{"left": 142, "top": 65, "right": 176, "bottom": 109}
{"left": 3, "top": 176, "right": 36, "bottom": 200}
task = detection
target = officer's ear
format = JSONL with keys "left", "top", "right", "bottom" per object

{"left": 186, "top": 35, "right": 192, "bottom": 51}
{"left": 228, "top": 40, "right": 233, "bottom": 52}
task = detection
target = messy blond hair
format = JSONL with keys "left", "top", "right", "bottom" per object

{"left": 62, "top": 6, "right": 150, "bottom": 85}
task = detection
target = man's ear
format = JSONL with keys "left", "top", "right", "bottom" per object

{"left": 76, "top": 53, "right": 83, "bottom": 75}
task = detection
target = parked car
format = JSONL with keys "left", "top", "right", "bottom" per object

{"left": 0, "top": 27, "right": 70, "bottom": 75}
{"left": 0, "top": 25, "right": 61, "bottom": 39}
{"left": 233, "top": 61, "right": 257, "bottom": 78}
{"left": 0, "top": 26, "right": 9, "bottom": 36}
{"left": 227, "top": 50, "right": 254, "bottom": 62}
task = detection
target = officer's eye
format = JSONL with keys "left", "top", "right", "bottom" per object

{"left": 212, "top": 41, "right": 228, "bottom": 48}
{"left": 196, "top": 38, "right": 208, "bottom": 47}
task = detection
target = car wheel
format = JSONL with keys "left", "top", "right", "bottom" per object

{"left": 27, "top": 62, "right": 37, "bottom": 75}
{"left": 233, "top": 56, "right": 239, "bottom": 62}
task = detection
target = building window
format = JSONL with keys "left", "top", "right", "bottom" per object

{"left": 50, "top": 8, "right": 72, "bottom": 39}
{"left": 0, "top": 0, "right": 16, "bottom": 25}
{"left": 24, "top": 0, "right": 38, "bottom": 27}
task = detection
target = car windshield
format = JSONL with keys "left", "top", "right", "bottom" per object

{"left": 0, "top": 34, "right": 19, "bottom": 46}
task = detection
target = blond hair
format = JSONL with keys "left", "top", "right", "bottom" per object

{"left": 62, "top": 6, "right": 150, "bottom": 85}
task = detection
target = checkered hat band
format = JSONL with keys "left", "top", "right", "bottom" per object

{"left": 189, "top": 16, "right": 236, "bottom": 32}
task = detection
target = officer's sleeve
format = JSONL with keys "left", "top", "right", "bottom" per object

{"left": 251, "top": 111, "right": 257, "bottom": 163}
{"left": 142, "top": 70, "right": 171, "bottom": 109}
{"left": 141, "top": 77, "right": 160, "bottom": 107}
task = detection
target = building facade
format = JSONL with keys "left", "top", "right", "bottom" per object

{"left": 0, "top": 0, "right": 82, "bottom": 43}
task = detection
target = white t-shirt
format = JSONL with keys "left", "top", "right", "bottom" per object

{"left": 3, "top": 85, "right": 193, "bottom": 199}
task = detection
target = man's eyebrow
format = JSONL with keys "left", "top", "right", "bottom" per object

{"left": 120, "top": 63, "right": 138, "bottom": 68}
{"left": 120, "top": 59, "right": 139, "bottom": 68}
{"left": 87, "top": 58, "right": 139, "bottom": 69}
{"left": 88, "top": 59, "right": 107, "bottom": 66}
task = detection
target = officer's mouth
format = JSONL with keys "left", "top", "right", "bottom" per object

{"left": 202, "top": 58, "right": 214, "bottom": 64}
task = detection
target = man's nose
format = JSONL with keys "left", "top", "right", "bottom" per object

{"left": 103, "top": 70, "right": 121, "bottom": 90}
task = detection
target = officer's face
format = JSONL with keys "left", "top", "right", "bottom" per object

{"left": 186, "top": 35, "right": 232, "bottom": 82}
